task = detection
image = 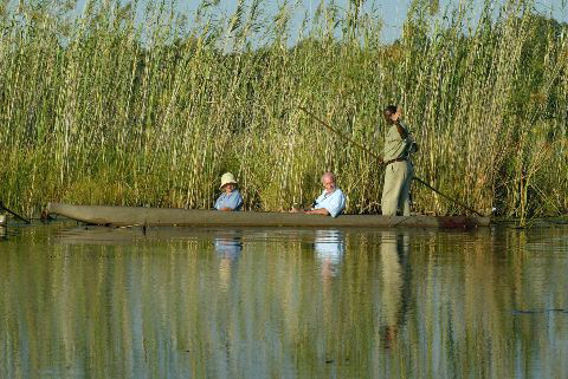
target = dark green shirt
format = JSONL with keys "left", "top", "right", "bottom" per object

{"left": 383, "top": 121, "right": 416, "bottom": 162}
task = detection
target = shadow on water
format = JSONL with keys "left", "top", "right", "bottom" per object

{"left": 55, "top": 224, "right": 207, "bottom": 244}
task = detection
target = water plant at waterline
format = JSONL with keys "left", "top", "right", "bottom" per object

{"left": 0, "top": 0, "right": 566, "bottom": 218}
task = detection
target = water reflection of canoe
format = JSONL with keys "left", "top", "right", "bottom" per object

{"left": 46, "top": 202, "right": 491, "bottom": 229}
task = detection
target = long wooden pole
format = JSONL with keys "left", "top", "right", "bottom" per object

{"left": 0, "top": 201, "right": 31, "bottom": 223}
{"left": 298, "top": 106, "right": 485, "bottom": 217}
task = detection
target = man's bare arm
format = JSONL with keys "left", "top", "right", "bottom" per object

{"left": 304, "top": 208, "right": 330, "bottom": 216}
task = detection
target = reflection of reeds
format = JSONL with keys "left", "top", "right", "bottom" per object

{"left": 0, "top": 1, "right": 566, "bottom": 218}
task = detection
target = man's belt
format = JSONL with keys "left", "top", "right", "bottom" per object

{"left": 384, "top": 157, "right": 407, "bottom": 166}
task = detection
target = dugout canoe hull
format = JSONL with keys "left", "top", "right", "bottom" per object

{"left": 46, "top": 203, "right": 491, "bottom": 229}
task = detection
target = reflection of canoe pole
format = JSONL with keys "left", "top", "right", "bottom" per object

{"left": 298, "top": 106, "right": 485, "bottom": 217}
{"left": 0, "top": 201, "right": 31, "bottom": 224}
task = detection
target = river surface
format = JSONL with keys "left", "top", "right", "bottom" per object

{"left": 1, "top": 222, "right": 567, "bottom": 378}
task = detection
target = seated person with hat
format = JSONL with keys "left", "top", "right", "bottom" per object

{"left": 215, "top": 172, "right": 243, "bottom": 211}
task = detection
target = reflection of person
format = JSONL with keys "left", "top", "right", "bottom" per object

{"left": 214, "top": 172, "right": 243, "bottom": 211}
{"left": 380, "top": 230, "right": 410, "bottom": 349}
{"left": 381, "top": 105, "right": 418, "bottom": 216}
{"left": 214, "top": 231, "right": 243, "bottom": 261}
{"left": 314, "top": 230, "right": 344, "bottom": 279}
{"left": 215, "top": 231, "right": 243, "bottom": 289}
{"left": 291, "top": 172, "right": 346, "bottom": 217}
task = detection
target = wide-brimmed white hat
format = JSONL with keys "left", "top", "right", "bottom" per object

{"left": 220, "top": 172, "right": 238, "bottom": 189}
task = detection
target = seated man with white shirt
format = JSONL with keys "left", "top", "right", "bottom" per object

{"left": 291, "top": 172, "right": 346, "bottom": 217}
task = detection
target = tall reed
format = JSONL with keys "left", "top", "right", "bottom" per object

{"left": 0, "top": 0, "right": 566, "bottom": 218}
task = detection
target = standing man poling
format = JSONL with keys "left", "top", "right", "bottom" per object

{"left": 381, "top": 105, "right": 418, "bottom": 216}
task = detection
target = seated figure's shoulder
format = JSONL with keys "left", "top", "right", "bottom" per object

{"left": 331, "top": 189, "right": 346, "bottom": 208}
{"left": 329, "top": 189, "right": 346, "bottom": 217}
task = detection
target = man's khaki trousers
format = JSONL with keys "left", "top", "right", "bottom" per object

{"left": 381, "top": 161, "right": 413, "bottom": 216}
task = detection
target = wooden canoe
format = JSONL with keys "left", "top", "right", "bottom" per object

{"left": 46, "top": 203, "right": 491, "bottom": 229}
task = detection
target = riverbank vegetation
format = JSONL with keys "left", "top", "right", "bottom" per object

{"left": 0, "top": 0, "right": 566, "bottom": 219}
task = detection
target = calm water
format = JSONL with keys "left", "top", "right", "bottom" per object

{"left": 1, "top": 223, "right": 567, "bottom": 378}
